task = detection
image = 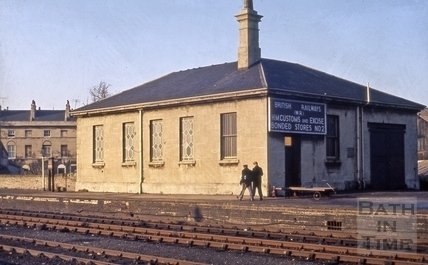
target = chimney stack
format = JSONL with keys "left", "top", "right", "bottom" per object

{"left": 65, "top": 100, "right": 71, "bottom": 121}
{"left": 30, "top": 100, "right": 36, "bottom": 121}
{"left": 236, "top": 0, "right": 262, "bottom": 70}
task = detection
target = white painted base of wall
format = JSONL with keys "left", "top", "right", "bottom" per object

{"left": 75, "top": 181, "right": 268, "bottom": 196}
{"left": 75, "top": 181, "right": 140, "bottom": 193}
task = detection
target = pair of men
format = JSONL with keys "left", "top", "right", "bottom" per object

{"left": 238, "top": 162, "right": 263, "bottom": 201}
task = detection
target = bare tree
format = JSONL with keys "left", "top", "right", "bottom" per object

{"left": 90, "top": 81, "right": 111, "bottom": 102}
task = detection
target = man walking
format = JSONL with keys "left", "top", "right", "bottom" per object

{"left": 252, "top": 161, "right": 263, "bottom": 200}
{"left": 238, "top": 164, "right": 254, "bottom": 201}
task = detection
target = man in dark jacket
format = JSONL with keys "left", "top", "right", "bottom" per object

{"left": 252, "top": 161, "right": 263, "bottom": 200}
{"left": 238, "top": 164, "right": 254, "bottom": 201}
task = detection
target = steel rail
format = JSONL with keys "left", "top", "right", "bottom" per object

{"left": 0, "top": 244, "right": 119, "bottom": 265}
{"left": 0, "top": 214, "right": 426, "bottom": 265}
{"left": 0, "top": 234, "right": 208, "bottom": 265}
{"left": 0, "top": 209, "right": 359, "bottom": 239}
{"left": 6, "top": 208, "right": 427, "bottom": 251}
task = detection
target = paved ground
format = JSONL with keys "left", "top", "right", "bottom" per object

{"left": 0, "top": 189, "right": 426, "bottom": 238}
{"left": 0, "top": 189, "right": 427, "bottom": 210}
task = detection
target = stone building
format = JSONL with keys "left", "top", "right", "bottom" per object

{"left": 0, "top": 100, "right": 76, "bottom": 174}
{"left": 72, "top": 0, "right": 424, "bottom": 194}
{"left": 418, "top": 108, "right": 428, "bottom": 189}
{"left": 417, "top": 108, "right": 428, "bottom": 160}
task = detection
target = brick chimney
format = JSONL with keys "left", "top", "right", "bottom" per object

{"left": 30, "top": 100, "right": 36, "bottom": 121}
{"left": 65, "top": 100, "right": 71, "bottom": 121}
{"left": 236, "top": 0, "right": 262, "bottom": 70}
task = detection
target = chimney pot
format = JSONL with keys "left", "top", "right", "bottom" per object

{"left": 30, "top": 100, "right": 36, "bottom": 121}
{"left": 65, "top": 100, "right": 71, "bottom": 121}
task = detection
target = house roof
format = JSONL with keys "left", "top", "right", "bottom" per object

{"left": 0, "top": 110, "right": 75, "bottom": 122}
{"left": 74, "top": 58, "right": 425, "bottom": 114}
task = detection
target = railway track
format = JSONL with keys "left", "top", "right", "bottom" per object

{"left": 0, "top": 209, "right": 426, "bottom": 264}
{"left": 0, "top": 234, "right": 206, "bottom": 265}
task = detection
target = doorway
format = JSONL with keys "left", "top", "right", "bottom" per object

{"left": 369, "top": 123, "right": 406, "bottom": 190}
{"left": 285, "top": 135, "right": 301, "bottom": 187}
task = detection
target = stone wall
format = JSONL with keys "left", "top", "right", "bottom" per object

{"left": 0, "top": 174, "right": 76, "bottom": 191}
{"left": 76, "top": 97, "right": 268, "bottom": 195}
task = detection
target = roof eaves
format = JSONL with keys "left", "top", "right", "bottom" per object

{"left": 269, "top": 87, "right": 424, "bottom": 111}
{"left": 72, "top": 88, "right": 268, "bottom": 117}
{"left": 268, "top": 87, "right": 365, "bottom": 105}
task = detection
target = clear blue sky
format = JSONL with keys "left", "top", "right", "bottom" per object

{"left": 1, "top": 0, "right": 427, "bottom": 110}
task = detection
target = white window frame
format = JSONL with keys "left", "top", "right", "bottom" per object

{"left": 123, "top": 122, "right": 135, "bottom": 162}
{"left": 150, "top": 120, "right": 163, "bottom": 162}
{"left": 7, "top": 143, "right": 16, "bottom": 159}
{"left": 44, "top": 130, "right": 51, "bottom": 137}
{"left": 180, "top": 117, "right": 194, "bottom": 162}
{"left": 42, "top": 144, "right": 52, "bottom": 157}
{"left": 93, "top": 125, "right": 104, "bottom": 163}
{"left": 220, "top": 112, "right": 237, "bottom": 159}
{"left": 25, "top": 145, "right": 32, "bottom": 158}
{"left": 7, "top": 129, "right": 15, "bottom": 137}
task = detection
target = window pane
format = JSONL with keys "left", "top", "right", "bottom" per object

{"left": 7, "top": 144, "right": 16, "bottom": 159}
{"left": 150, "top": 120, "right": 163, "bottom": 162}
{"left": 93, "top": 125, "right": 104, "bottom": 162}
{"left": 123, "top": 123, "right": 135, "bottom": 162}
{"left": 326, "top": 115, "right": 339, "bottom": 159}
{"left": 221, "top": 113, "right": 237, "bottom": 159}
{"left": 42, "top": 145, "right": 51, "bottom": 157}
{"left": 25, "top": 130, "right": 32, "bottom": 138}
{"left": 7, "top": 130, "right": 15, "bottom": 137}
{"left": 180, "top": 117, "right": 194, "bottom": 161}
{"left": 61, "top": 145, "right": 68, "bottom": 157}
{"left": 25, "top": 145, "right": 32, "bottom": 158}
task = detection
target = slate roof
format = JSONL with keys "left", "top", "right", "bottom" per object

{"left": 0, "top": 110, "right": 75, "bottom": 122}
{"left": 74, "top": 58, "right": 425, "bottom": 113}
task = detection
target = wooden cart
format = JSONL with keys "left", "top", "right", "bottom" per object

{"left": 286, "top": 183, "right": 335, "bottom": 200}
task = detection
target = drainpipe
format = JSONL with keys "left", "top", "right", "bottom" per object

{"left": 360, "top": 83, "right": 371, "bottom": 189}
{"left": 356, "top": 106, "right": 361, "bottom": 187}
{"left": 42, "top": 156, "right": 45, "bottom": 191}
{"left": 139, "top": 109, "right": 144, "bottom": 194}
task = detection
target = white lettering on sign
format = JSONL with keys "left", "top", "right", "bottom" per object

{"left": 271, "top": 114, "right": 301, "bottom": 123}
{"left": 269, "top": 98, "right": 326, "bottom": 135}
{"left": 274, "top": 102, "right": 292, "bottom": 109}
{"left": 301, "top": 104, "right": 322, "bottom": 112}
{"left": 294, "top": 124, "right": 312, "bottom": 132}
{"left": 310, "top": 117, "right": 324, "bottom": 124}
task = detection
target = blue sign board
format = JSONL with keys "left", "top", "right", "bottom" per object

{"left": 268, "top": 98, "right": 326, "bottom": 135}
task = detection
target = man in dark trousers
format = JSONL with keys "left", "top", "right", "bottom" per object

{"left": 252, "top": 161, "right": 263, "bottom": 200}
{"left": 238, "top": 164, "right": 254, "bottom": 201}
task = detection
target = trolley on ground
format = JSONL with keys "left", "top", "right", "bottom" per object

{"left": 286, "top": 183, "right": 335, "bottom": 200}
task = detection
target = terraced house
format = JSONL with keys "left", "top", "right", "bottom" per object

{"left": 72, "top": 0, "right": 424, "bottom": 194}
{"left": 0, "top": 101, "right": 76, "bottom": 174}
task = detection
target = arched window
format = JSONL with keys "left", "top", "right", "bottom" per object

{"left": 42, "top": 140, "right": 52, "bottom": 157}
{"left": 6, "top": 141, "right": 16, "bottom": 159}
